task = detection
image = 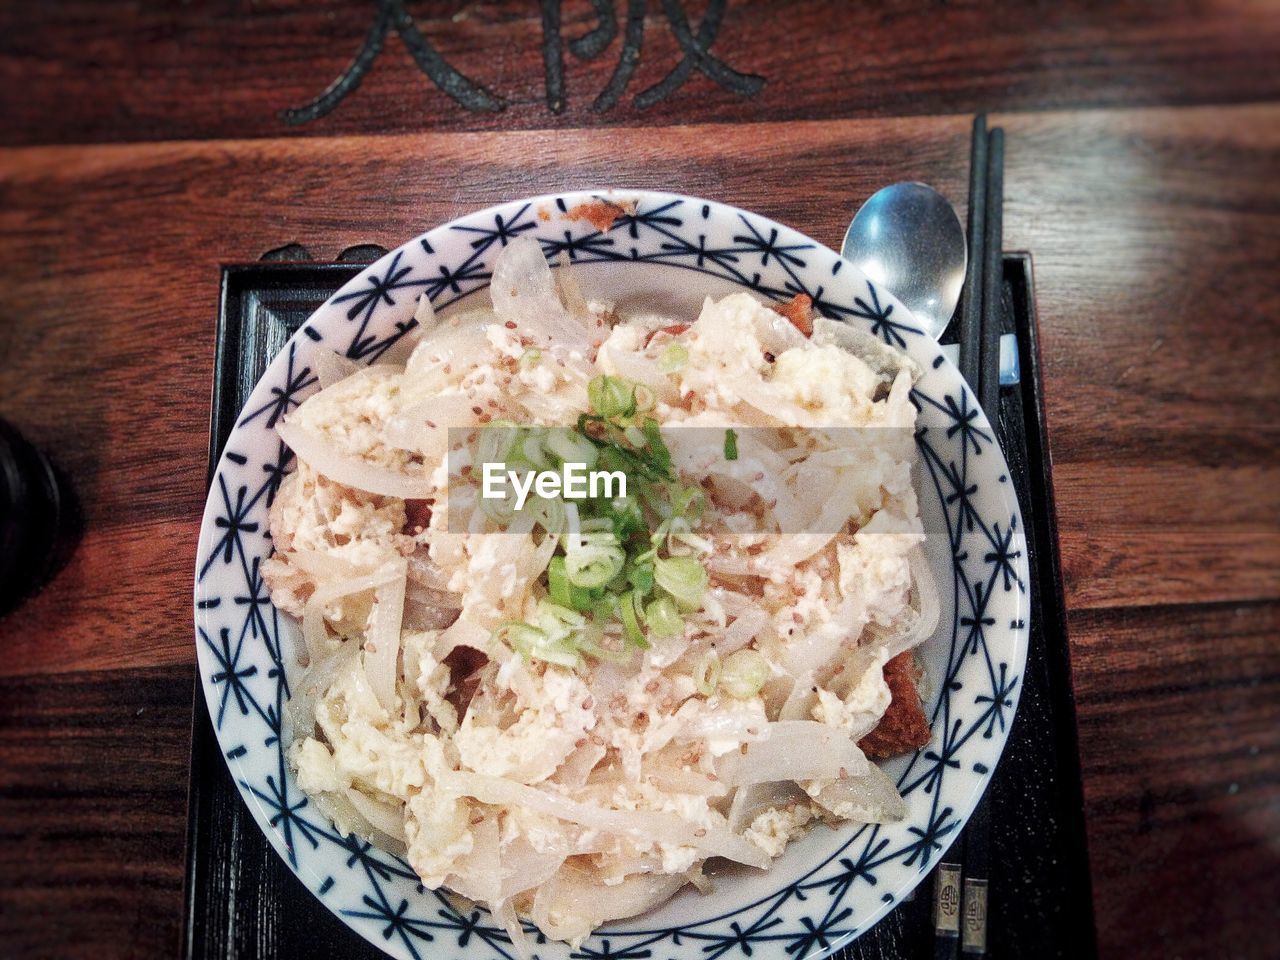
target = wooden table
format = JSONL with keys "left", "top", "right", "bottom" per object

{"left": 1, "top": 2, "right": 1277, "bottom": 958}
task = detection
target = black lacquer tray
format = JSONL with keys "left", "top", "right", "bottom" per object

{"left": 184, "top": 252, "right": 1096, "bottom": 959}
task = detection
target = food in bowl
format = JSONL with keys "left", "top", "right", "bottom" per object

{"left": 261, "top": 237, "right": 939, "bottom": 950}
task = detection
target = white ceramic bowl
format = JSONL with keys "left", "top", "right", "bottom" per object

{"left": 194, "top": 190, "right": 1029, "bottom": 960}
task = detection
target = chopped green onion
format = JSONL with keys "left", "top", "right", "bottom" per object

{"left": 670, "top": 483, "right": 703, "bottom": 519}
{"left": 496, "top": 622, "right": 580, "bottom": 669}
{"left": 619, "top": 588, "right": 649, "bottom": 648}
{"left": 607, "top": 495, "right": 644, "bottom": 539}
{"left": 535, "top": 600, "right": 586, "bottom": 632}
{"left": 622, "top": 424, "right": 647, "bottom": 447}
{"left": 645, "top": 596, "right": 683, "bottom": 638}
{"left": 519, "top": 347, "right": 542, "bottom": 368}
{"left": 521, "top": 430, "right": 553, "bottom": 469}
{"left": 723, "top": 428, "right": 738, "bottom": 461}
{"left": 525, "top": 495, "right": 566, "bottom": 536}
{"left": 640, "top": 418, "right": 674, "bottom": 478}
{"left": 545, "top": 427, "right": 599, "bottom": 468}
{"left": 720, "top": 649, "right": 771, "bottom": 699}
{"left": 588, "top": 375, "right": 637, "bottom": 419}
{"left": 548, "top": 555, "right": 596, "bottom": 611}
{"left": 565, "top": 535, "right": 625, "bottom": 589}
{"left": 591, "top": 595, "right": 618, "bottom": 624}
{"left": 478, "top": 482, "right": 518, "bottom": 526}
{"left": 693, "top": 650, "right": 721, "bottom": 696}
{"left": 633, "top": 383, "right": 656, "bottom": 413}
{"left": 627, "top": 560, "right": 655, "bottom": 595}
{"left": 658, "top": 343, "right": 688, "bottom": 374}
{"left": 576, "top": 627, "right": 633, "bottom": 664}
{"left": 654, "top": 555, "right": 708, "bottom": 611}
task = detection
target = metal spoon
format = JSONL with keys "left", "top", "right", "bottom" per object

{"left": 840, "top": 182, "right": 967, "bottom": 340}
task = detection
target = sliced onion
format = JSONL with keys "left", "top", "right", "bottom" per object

{"left": 278, "top": 419, "right": 434, "bottom": 499}
{"left": 554, "top": 257, "right": 590, "bottom": 318}
{"left": 719, "top": 609, "right": 768, "bottom": 655}
{"left": 643, "top": 762, "right": 726, "bottom": 798}
{"left": 403, "top": 313, "right": 493, "bottom": 394}
{"left": 777, "top": 671, "right": 816, "bottom": 721}
{"left": 440, "top": 771, "right": 769, "bottom": 869}
{"left": 368, "top": 294, "right": 434, "bottom": 369}
{"left": 597, "top": 342, "right": 679, "bottom": 403}
{"left": 434, "top": 616, "right": 495, "bottom": 662}
{"left": 497, "top": 836, "right": 569, "bottom": 900}
{"left": 778, "top": 613, "right": 865, "bottom": 680}
{"left": 301, "top": 562, "right": 402, "bottom": 659}
{"left": 716, "top": 721, "right": 869, "bottom": 786}
{"left": 489, "top": 237, "right": 593, "bottom": 352}
{"left": 553, "top": 741, "right": 606, "bottom": 789}
{"left": 384, "top": 395, "right": 481, "bottom": 459}
{"left": 726, "top": 780, "right": 808, "bottom": 833}
{"left": 531, "top": 865, "right": 686, "bottom": 945}
{"left": 308, "top": 789, "right": 406, "bottom": 856}
{"left": 286, "top": 644, "right": 358, "bottom": 742}
{"left": 809, "top": 763, "right": 908, "bottom": 824}
{"left": 346, "top": 788, "right": 407, "bottom": 842}
{"left": 286, "top": 548, "right": 363, "bottom": 580}
{"left": 491, "top": 897, "right": 534, "bottom": 960}
{"left": 313, "top": 350, "right": 363, "bottom": 389}
{"left": 443, "top": 815, "right": 502, "bottom": 904}
{"left": 681, "top": 708, "right": 770, "bottom": 746}
{"left": 407, "top": 552, "right": 452, "bottom": 590}
{"left": 363, "top": 558, "right": 407, "bottom": 711}
{"left": 903, "top": 545, "right": 941, "bottom": 651}
{"left": 811, "top": 316, "right": 919, "bottom": 384}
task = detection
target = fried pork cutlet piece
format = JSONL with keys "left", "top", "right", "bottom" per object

{"left": 858, "top": 652, "right": 932, "bottom": 759}
{"left": 770, "top": 293, "right": 814, "bottom": 336}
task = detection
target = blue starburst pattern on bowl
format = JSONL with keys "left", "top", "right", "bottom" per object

{"left": 195, "top": 191, "right": 1029, "bottom": 960}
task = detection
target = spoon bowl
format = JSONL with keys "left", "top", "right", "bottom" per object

{"left": 841, "top": 182, "right": 966, "bottom": 339}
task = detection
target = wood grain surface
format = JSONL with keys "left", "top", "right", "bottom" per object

{"left": 0, "top": 5, "right": 1278, "bottom": 955}
{"left": 1, "top": 1, "right": 1279, "bottom": 145}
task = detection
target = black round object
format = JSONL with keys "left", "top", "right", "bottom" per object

{"left": 0, "top": 420, "right": 72, "bottom": 617}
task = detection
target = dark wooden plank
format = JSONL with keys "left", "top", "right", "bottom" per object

{"left": 1067, "top": 601, "right": 1280, "bottom": 959}
{"left": 1, "top": 0, "right": 1279, "bottom": 146}
{"left": 0, "top": 665, "right": 193, "bottom": 959}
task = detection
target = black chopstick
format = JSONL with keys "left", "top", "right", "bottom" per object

{"left": 930, "top": 113, "right": 990, "bottom": 960}
{"left": 958, "top": 115, "right": 988, "bottom": 389}
{"left": 932, "top": 115, "right": 1004, "bottom": 959}
{"left": 978, "top": 127, "right": 1005, "bottom": 423}
{"left": 961, "top": 122, "right": 1005, "bottom": 958}
{"left": 961, "top": 789, "right": 992, "bottom": 955}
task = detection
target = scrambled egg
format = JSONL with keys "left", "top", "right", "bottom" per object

{"left": 744, "top": 804, "right": 816, "bottom": 859}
